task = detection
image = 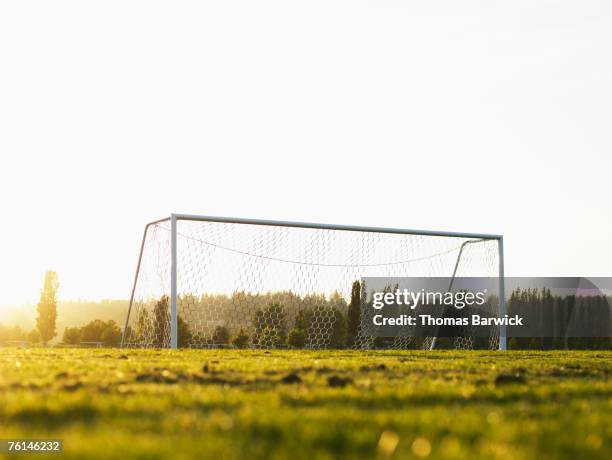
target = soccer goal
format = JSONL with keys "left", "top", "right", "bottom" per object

{"left": 121, "top": 214, "right": 506, "bottom": 350}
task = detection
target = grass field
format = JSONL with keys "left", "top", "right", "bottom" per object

{"left": 0, "top": 348, "right": 610, "bottom": 460}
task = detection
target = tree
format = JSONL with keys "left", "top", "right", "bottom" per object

{"left": 63, "top": 327, "right": 81, "bottom": 345}
{"left": 177, "top": 316, "right": 193, "bottom": 348}
{"left": 100, "top": 320, "right": 122, "bottom": 346}
{"left": 346, "top": 280, "right": 361, "bottom": 347}
{"left": 295, "top": 308, "right": 313, "bottom": 331}
{"left": 80, "top": 319, "right": 108, "bottom": 342}
{"left": 36, "top": 271, "right": 59, "bottom": 344}
{"left": 135, "top": 309, "right": 152, "bottom": 343}
{"left": 329, "top": 291, "right": 347, "bottom": 311}
{"left": 231, "top": 329, "right": 249, "bottom": 349}
{"left": 287, "top": 328, "right": 306, "bottom": 348}
{"left": 259, "top": 325, "right": 282, "bottom": 348}
{"left": 212, "top": 325, "right": 230, "bottom": 344}
{"left": 329, "top": 308, "right": 347, "bottom": 348}
{"left": 254, "top": 303, "right": 287, "bottom": 346}
{"left": 153, "top": 296, "right": 170, "bottom": 347}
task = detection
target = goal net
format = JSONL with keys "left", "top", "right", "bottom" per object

{"left": 122, "top": 215, "right": 504, "bottom": 350}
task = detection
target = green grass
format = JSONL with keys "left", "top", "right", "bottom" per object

{"left": 0, "top": 348, "right": 610, "bottom": 460}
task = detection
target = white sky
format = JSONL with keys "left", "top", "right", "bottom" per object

{"left": 0, "top": 1, "right": 611, "bottom": 306}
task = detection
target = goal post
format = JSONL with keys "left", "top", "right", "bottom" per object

{"left": 122, "top": 214, "right": 506, "bottom": 350}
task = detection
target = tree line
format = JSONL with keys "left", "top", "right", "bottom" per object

{"left": 3, "top": 272, "right": 610, "bottom": 350}
{"left": 126, "top": 282, "right": 612, "bottom": 350}
{"left": 507, "top": 288, "right": 612, "bottom": 350}
{"left": 126, "top": 280, "right": 364, "bottom": 348}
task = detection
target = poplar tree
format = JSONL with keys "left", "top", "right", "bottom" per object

{"left": 346, "top": 280, "right": 361, "bottom": 346}
{"left": 36, "top": 271, "right": 59, "bottom": 344}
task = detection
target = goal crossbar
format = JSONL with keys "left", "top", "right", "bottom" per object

{"left": 171, "top": 214, "right": 503, "bottom": 240}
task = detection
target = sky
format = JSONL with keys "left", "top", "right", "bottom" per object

{"left": 0, "top": 1, "right": 611, "bottom": 307}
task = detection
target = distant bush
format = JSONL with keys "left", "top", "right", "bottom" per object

{"left": 212, "top": 326, "right": 230, "bottom": 345}
{"left": 259, "top": 326, "right": 283, "bottom": 348}
{"left": 63, "top": 327, "right": 81, "bottom": 345}
{"left": 232, "top": 329, "right": 250, "bottom": 349}
{"left": 287, "top": 328, "right": 306, "bottom": 348}
{"left": 101, "top": 324, "right": 122, "bottom": 346}
{"left": 254, "top": 303, "right": 287, "bottom": 347}
{"left": 61, "top": 320, "right": 122, "bottom": 347}
{"left": 177, "top": 316, "right": 193, "bottom": 348}
{"left": 294, "top": 305, "right": 347, "bottom": 348}
{"left": 27, "top": 329, "right": 41, "bottom": 344}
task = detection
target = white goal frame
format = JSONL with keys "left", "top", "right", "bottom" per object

{"left": 121, "top": 213, "right": 507, "bottom": 350}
